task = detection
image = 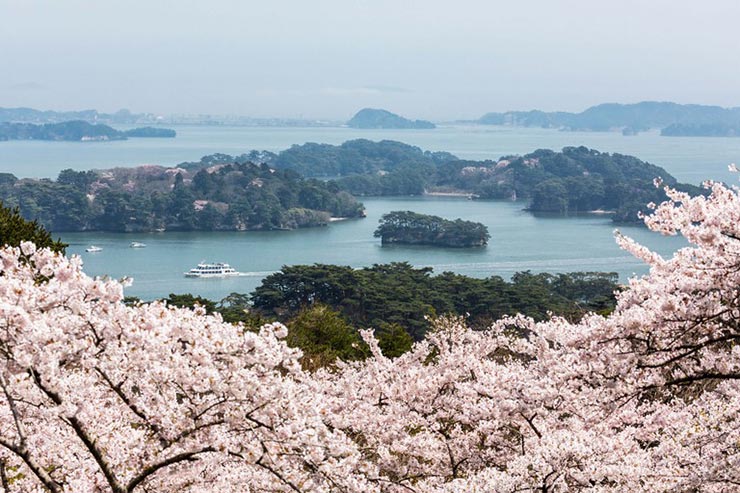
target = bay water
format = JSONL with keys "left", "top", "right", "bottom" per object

{"left": 2, "top": 124, "right": 734, "bottom": 300}
{"left": 3, "top": 124, "right": 739, "bottom": 185}
{"left": 62, "top": 196, "right": 685, "bottom": 301}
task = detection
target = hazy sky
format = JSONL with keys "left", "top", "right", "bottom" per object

{"left": 3, "top": 0, "right": 740, "bottom": 120}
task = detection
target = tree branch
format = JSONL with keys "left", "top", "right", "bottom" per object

{"left": 29, "top": 369, "right": 126, "bottom": 493}
{"left": 0, "top": 437, "right": 63, "bottom": 493}
{"left": 0, "top": 459, "right": 9, "bottom": 492}
{"left": 255, "top": 441, "right": 303, "bottom": 493}
{"left": 126, "top": 447, "right": 215, "bottom": 492}
{"left": 0, "top": 374, "right": 27, "bottom": 451}
{"left": 95, "top": 367, "right": 152, "bottom": 427}
{"left": 521, "top": 412, "right": 542, "bottom": 439}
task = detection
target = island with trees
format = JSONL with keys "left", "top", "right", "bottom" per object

{"left": 0, "top": 120, "right": 176, "bottom": 141}
{"left": 268, "top": 138, "right": 454, "bottom": 177}
{"left": 251, "top": 139, "right": 701, "bottom": 223}
{"left": 374, "top": 210, "right": 489, "bottom": 247}
{"left": 347, "top": 108, "right": 436, "bottom": 129}
{"left": 1, "top": 139, "right": 704, "bottom": 229}
{"left": 0, "top": 160, "right": 364, "bottom": 232}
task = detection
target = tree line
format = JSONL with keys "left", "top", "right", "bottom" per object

{"left": 156, "top": 262, "right": 619, "bottom": 365}
{"left": 0, "top": 161, "right": 364, "bottom": 232}
{"left": 374, "top": 210, "right": 490, "bottom": 247}
{"left": 262, "top": 139, "right": 704, "bottom": 223}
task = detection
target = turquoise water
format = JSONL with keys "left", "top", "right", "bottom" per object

{"left": 61, "top": 196, "right": 686, "bottom": 301}
{"left": 3, "top": 124, "right": 731, "bottom": 300}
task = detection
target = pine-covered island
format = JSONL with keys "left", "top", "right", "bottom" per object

{"left": 374, "top": 210, "right": 489, "bottom": 247}
{"left": 0, "top": 161, "right": 364, "bottom": 232}
{"left": 261, "top": 139, "right": 704, "bottom": 223}
{"left": 0, "top": 140, "right": 707, "bottom": 232}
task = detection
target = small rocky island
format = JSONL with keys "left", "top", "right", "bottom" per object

{"left": 375, "top": 210, "right": 489, "bottom": 247}
{"left": 347, "top": 108, "right": 435, "bottom": 129}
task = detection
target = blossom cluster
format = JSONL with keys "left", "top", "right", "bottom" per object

{"left": 1, "top": 176, "right": 739, "bottom": 492}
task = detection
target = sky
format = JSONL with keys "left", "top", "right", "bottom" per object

{"left": 3, "top": 0, "right": 740, "bottom": 120}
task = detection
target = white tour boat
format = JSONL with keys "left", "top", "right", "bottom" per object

{"left": 184, "top": 262, "right": 242, "bottom": 278}
{"left": 130, "top": 241, "right": 147, "bottom": 248}
{"left": 85, "top": 245, "right": 103, "bottom": 252}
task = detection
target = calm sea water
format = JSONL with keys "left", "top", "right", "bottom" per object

{"left": 3, "top": 124, "right": 733, "bottom": 300}
{"left": 61, "top": 197, "right": 686, "bottom": 301}
{"left": 2, "top": 124, "right": 739, "bottom": 185}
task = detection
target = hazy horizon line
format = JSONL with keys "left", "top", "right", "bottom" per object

{"left": 3, "top": 98, "right": 740, "bottom": 124}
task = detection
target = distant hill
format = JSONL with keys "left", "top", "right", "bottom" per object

{"left": 347, "top": 108, "right": 435, "bottom": 129}
{"left": 270, "top": 139, "right": 455, "bottom": 177}
{"left": 0, "top": 121, "right": 176, "bottom": 141}
{"left": 0, "top": 107, "right": 157, "bottom": 124}
{"left": 478, "top": 101, "right": 740, "bottom": 134}
{"left": 174, "top": 139, "right": 456, "bottom": 179}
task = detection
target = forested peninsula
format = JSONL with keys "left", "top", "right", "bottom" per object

{"left": 0, "top": 120, "right": 176, "bottom": 141}
{"left": 375, "top": 211, "right": 489, "bottom": 247}
{"left": 242, "top": 263, "right": 618, "bottom": 341}
{"left": 3, "top": 139, "right": 702, "bottom": 230}
{"left": 0, "top": 162, "right": 363, "bottom": 232}
{"left": 241, "top": 139, "right": 701, "bottom": 223}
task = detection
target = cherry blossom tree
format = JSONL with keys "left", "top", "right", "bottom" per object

{"left": 0, "top": 243, "right": 370, "bottom": 492}
{"left": 317, "top": 175, "right": 740, "bottom": 492}
{"left": 1, "top": 174, "right": 739, "bottom": 492}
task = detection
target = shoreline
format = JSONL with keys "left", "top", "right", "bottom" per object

{"left": 424, "top": 191, "right": 479, "bottom": 198}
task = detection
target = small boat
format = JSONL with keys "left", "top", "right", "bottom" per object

{"left": 130, "top": 242, "right": 147, "bottom": 248}
{"left": 184, "top": 262, "right": 242, "bottom": 278}
{"left": 85, "top": 245, "right": 102, "bottom": 253}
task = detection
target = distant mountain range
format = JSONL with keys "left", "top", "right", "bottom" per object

{"left": 7, "top": 102, "right": 740, "bottom": 136}
{"left": 347, "top": 108, "right": 435, "bottom": 129}
{"left": 477, "top": 101, "right": 740, "bottom": 136}
{"left": 0, "top": 107, "right": 158, "bottom": 125}
{"left": 0, "top": 106, "right": 340, "bottom": 127}
{"left": 0, "top": 121, "right": 176, "bottom": 142}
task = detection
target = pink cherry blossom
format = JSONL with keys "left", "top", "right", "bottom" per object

{"left": 0, "top": 174, "right": 739, "bottom": 492}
